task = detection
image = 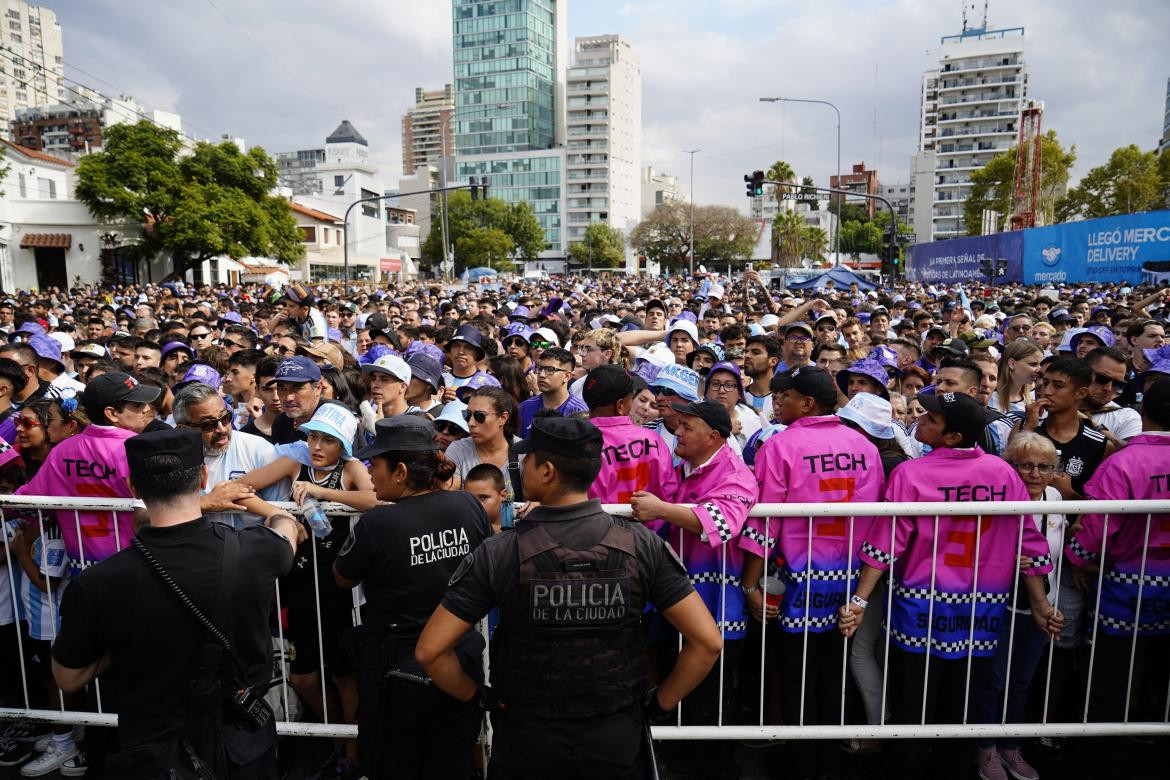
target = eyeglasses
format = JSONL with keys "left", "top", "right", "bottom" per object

{"left": 786, "top": 334, "right": 812, "bottom": 343}
{"left": 575, "top": 345, "right": 600, "bottom": 353}
{"left": 435, "top": 422, "right": 464, "bottom": 436}
{"left": 462, "top": 409, "right": 496, "bottom": 424}
{"left": 1012, "top": 462, "right": 1056, "bottom": 475}
{"left": 707, "top": 380, "right": 739, "bottom": 393}
{"left": 1007, "top": 324, "right": 1033, "bottom": 333}
{"left": 183, "top": 410, "right": 234, "bottom": 433}
{"left": 1092, "top": 372, "right": 1127, "bottom": 391}
{"left": 534, "top": 365, "right": 567, "bottom": 376}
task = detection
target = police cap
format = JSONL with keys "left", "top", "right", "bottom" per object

{"left": 512, "top": 417, "right": 602, "bottom": 459}
{"left": 126, "top": 427, "right": 203, "bottom": 475}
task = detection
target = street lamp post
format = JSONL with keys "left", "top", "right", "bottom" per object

{"left": 759, "top": 96, "right": 842, "bottom": 267}
{"left": 683, "top": 149, "right": 701, "bottom": 276}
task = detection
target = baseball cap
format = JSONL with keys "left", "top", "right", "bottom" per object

{"left": 686, "top": 343, "right": 725, "bottom": 369}
{"left": 917, "top": 390, "right": 995, "bottom": 446}
{"left": 785, "top": 322, "right": 815, "bottom": 340}
{"left": 934, "top": 338, "right": 970, "bottom": 357}
{"left": 770, "top": 366, "right": 839, "bottom": 408}
{"left": 667, "top": 320, "right": 699, "bottom": 346}
{"left": 298, "top": 342, "right": 345, "bottom": 369}
{"left": 126, "top": 427, "right": 204, "bottom": 476}
{"left": 531, "top": 327, "right": 560, "bottom": 348}
{"left": 265, "top": 356, "right": 322, "bottom": 387}
{"left": 669, "top": 399, "right": 732, "bottom": 439}
{"left": 583, "top": 364, "right": 634, "bottom": 409}
{"left": 46, "top": 331, "right": 75, "bottom": 354}
{"left": 282, "top": 282, "right": 315, "bottom": 307}
{"left": 172, "top": 363, "right": 222, "bottom": 394}
{"left": 161, "top": 341, "right": 195, "bottom": 360}
{"left": 454, "top": 372, "right": 501, "bottom": 402}
{"left": 298, "top": 401, "right": 358, "bottom": 458}
{"left": 361, "top": 354, "right": 412, "bottom": 383}
{"left": 70, "top": 341, "right": 107, "bottom": 359}
{"left": 512, "top": 416, "right": 603, "bottom": 459}
{"left": 355, "top": 415, "right": 438, "bottom": 459}
{"left": 650, "top": 363, "right": 701, "bottom": 401}
{"left": 84, "top": 371, "right": 162, "bottom": 412}
{"left": 406, "top": 353, "right": 443, "bottom": 392}
{"left": 836, "top": 392, "right": 895, "bottom": 440}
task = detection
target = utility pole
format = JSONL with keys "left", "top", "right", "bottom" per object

{"left": 683, "top": 149, "right": 701, "bottom": 276}
{"left": 438, "top": 129, "right": 453, "bottom": 281}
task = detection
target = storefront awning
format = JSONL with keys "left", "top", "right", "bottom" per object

{"left": 20, "top": 233, "right": 72, "bottom": 249}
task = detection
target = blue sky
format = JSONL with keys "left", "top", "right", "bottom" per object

{"left": 53, "top": 0, "right": 1170, "bottom": 211}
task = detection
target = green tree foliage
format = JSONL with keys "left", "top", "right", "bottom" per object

{"left": 456, "top": 228, "right": 515, "bottom": 272}
{"left": 772, "top": 210, "right": 805, "bottom": 267}
{"left": 798, "top": 175, "right": 819, "bottom": 210}
{"left": 75, "top": 121, "right": 303, "bottom": 280}
{"left": 630, "top": 201, "right": 758, "bottom": 270}
{"left": 962, "top": 130, "right": 1076, "bottom": 234}
{"left": 839, "top": 220, "right": 884, "bottom": 256}
{"left": 567, "top": 222, "right": 626, "bottom": 269}
{"left": 800, "top": 225, "right": 829, "bottom": 264}
{"left": 767, "top": 160, "right": 796, "bottom": 196}
{"left": 1056, "top": 144, "right": 1166, "bottom": 222}
{"left": 420, "top": 191, "right": 544, "bottom": 273}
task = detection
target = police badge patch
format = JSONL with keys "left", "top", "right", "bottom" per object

{"left": 339, "top": 527, "right": 357, "bottom": 557}
{"left": 449, "top": 553, "right": 475, "bottom": 586}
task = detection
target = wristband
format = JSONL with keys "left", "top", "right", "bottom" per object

{"left": 741, "top": 584, "right": 760, "bottom": 595}
{"left": 850, "top": 594, "right": 869, "bottom": 610}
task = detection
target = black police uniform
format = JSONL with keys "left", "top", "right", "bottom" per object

{"left": 442, "top": 498, "right": 694, "bottom": 780}
{"left": 334, "top": 440, "right": 492, "bottom": 778}
{"left": 52, "top": 458, "right": 292, "bottom": 776}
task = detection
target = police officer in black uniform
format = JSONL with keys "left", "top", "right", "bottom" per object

{"left": 416, "top": 417, "right": 724, "bottom": 780}
{"left": 51, "top": 427, "right": 302, "bottom": 778}
{"left": 334, "top": 415, "right": 492, "bottom": 779}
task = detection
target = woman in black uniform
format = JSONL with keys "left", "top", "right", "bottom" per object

{"left": 334, "top": 415, "right": 492, "bottom": 780}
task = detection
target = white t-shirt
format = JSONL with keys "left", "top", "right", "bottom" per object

{"left": 1090, "top": 405, "right": 1142, "bottom": 441}
{"left": 204, "top": 430, "right": 291, "bottom": 529}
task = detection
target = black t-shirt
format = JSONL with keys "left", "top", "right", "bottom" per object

{"left": 52, "top": 517, "right": 293, "bottom": 749}
{"left": 270, "top": 410, "right": 307, "bottom": 445}
{"left": 334, "top": 490, "right": 492, "bottom": 634}
{"left": 141, "top": 417, "right": 173, "bottom": 434}
{"left": 239, "top": 419, "right": 274, "bottom": 444}
{"left": 441, "top": 499, "right": 694, "bottom": 626}
{"left": 1035, "top": 418, "right": 1108, "bottom": 495}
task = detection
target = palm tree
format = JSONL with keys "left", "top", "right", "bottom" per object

{"left": 772, "top": 210, "right": 805, "bottom": 267}
{"left": 800, "top": 226, "right": 829, "bottom": 265}
{"left": 767, "top": 160, "right": 796, "bottom": 197}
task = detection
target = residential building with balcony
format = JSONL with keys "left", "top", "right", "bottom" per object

{"left": 830, "top": 162, "right": 881, "bottom": 219}
{"left": 402, "top": 84, "right": 454, "bottom": 175}
{"left": 0, "top": 2, "right": 65, "bottom": 134}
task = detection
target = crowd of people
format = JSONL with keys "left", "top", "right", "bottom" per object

{"left": 0, "top": 271, "right": 1165, "bottom": 779}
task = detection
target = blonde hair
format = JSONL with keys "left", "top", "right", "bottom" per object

{"left": 577, "top": 328, "right": 628, "bottom": 368}
{"left": 1003, "top": 431, "right": 1058, "bottom": 466}
{"left": 996, "top": 339, "right": 1043, "bottom": 412}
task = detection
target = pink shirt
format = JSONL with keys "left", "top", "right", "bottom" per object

{"left": 739, "top": 416, "right": 884, "bottom": 632}
{"left": 588, "top": 415, "right": 679, "bottom": 505}
{"left": 1067, "top": 434, "right": 1170, "bottom": 636}
{"left": 860, "top": 447, "right": 1052, "bottom": 658}
{"left": 17, "top": 424, "right": 138, "bottom": 566}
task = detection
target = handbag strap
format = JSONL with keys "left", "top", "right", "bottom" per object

{"left": 507, "top": 447, "right": 525, "bottom": 504}
{"left": 133, "top": 529, "right": 242, "bottom": 675}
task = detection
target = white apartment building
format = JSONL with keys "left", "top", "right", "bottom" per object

{"left": 913, "top": 25, "right": 1028, "bottom": 241}
{"left": 0, "top": 1, "right": 65, "bottom": 133}
{"left": 564, "top": 35, "right": 642, "bottom": 259}
{"left": 641, "top": 166, "right": 679, "bottom": 217}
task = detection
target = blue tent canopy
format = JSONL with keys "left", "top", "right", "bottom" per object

{"left": 784, "top": 266, "right": 877, "bottom": 292}
{"left": 461, "top": 266, "right": 498, "bottom": 282}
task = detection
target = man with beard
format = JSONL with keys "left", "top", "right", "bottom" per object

{"left": 776, "top": 323, "right": 815, "bottom": 372}
{"left": 1080, "top": 347, "right": 1141, "bottom": 442}
{"left": 173, "top": 382, "right": 291, "bottom": 529}
{"left": 743, "top": 335, "right": 780, "bottom": 421}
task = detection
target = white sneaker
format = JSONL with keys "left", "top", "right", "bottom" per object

{"left": 31, "top": 735, "right": 51, "bottom": 753}
{"left": 60, "top": 750, "right": 87, "bottom": 777}
{"left": 19, "top": 743, "right": 78, "bottom": 777}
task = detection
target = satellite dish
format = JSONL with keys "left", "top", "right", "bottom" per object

{"left": 801, "top": 258, "right": 813, "bottom": 269}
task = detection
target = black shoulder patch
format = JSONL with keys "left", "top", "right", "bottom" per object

{"left": 449, "top": 552, "right": 476, "bottom": 587}
{"left": 338, "top": 526, "right": 358, "bottom": 558}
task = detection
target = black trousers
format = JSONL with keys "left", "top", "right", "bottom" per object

{"left": 778, "top": 630, "right": 847, "bottom": 775}
{"left": 887, "top": 645, "right": 989, "bottom": 780}
{"left": 488, "top": 707, "right": 647, "bottom": 780}
{"left": 1087, "top": 632, "right": 1170, "bottom": 723}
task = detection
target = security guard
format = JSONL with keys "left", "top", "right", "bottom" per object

{"left": 51, "top": 427, "right": 302, "bottom": 778}
{"left": 334, "top": 415, "right": 492, "bottom": 779}
{"left": 416, "top": 417, "right": 724, "bottom": 780}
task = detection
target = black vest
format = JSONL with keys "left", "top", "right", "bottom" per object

{"left": 490, "top": 517, "right": 649, "bottom": 719}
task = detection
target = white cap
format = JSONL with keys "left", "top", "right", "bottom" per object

{"left": 47, "top": 331, "right": 75, "bottom": 353}
{"left": 435, "top": 400, "right": 470, "bottom": 433}
{"left": 761, "top": 313, "right": 780, "bottom": 329}
{"left": 636, "top": 342, "right": 675, "bottom": 368}
{"left": 708, "top": 284, "right": 726, "bottom": 299}
{"left": 532, "top": 327, "right": 560, "bottom": 347}
{"left": 361, "top": 354, "right": 412, "bottom": 382}
{"left": 836, "top": 392, "right": 895, "bottom": 440}
{"left": 667, "top": 319, "right": 699, "bottom": 345}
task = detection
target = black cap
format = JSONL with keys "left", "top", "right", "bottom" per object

{"left": 84, "top": 371, "right": 161, "bottom": 411}
{"left": 406, "top": 353, "right": 443, "bottom": 392}
{"left": 126, "top": 427, "right": 203, "bottom": 476}
{"left": 582, "top": 364, "right": 634, "bottom": 409}
{"left": 512, "top": 417, "right": 602, "bottom": 459}
{"left": 354, "top": 416, "right": 438, "bottom": 459}
{"left": 669, "top": 399, "right": 732, "bottom": 439}
{"left": 917, "top": 390, "right": 995, "bottom": 446}
{"left": 645, "top": 298, "right": 667, "bottom": 314}
{"left": 1142, "top": 376, "right": 1170, "bottom": 420}
{"left": 365, "top": 312, "right": 390, "bottom": 331}
{"left": 934, "top": 337, "right": 970, "bottom": 357}
{"left": 769, "top": 365, "right": 839, "bottom": 408}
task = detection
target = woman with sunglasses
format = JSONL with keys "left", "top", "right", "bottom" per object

{"left": 14, "top": 398, "right": 87, "bottom": 479}
{"left": 971, "top": 432, "right": 1065, "bottom": 780}
{"left": 445, "top": 386, "right": 522, "bottom": 527}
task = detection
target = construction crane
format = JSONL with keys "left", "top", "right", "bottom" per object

{"left": 1009, "top": 100, "right": 1044, "bottom": 231}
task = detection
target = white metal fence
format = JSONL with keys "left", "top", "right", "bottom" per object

{"left": 0, "top": 495, "right": 1167, "bottom": 744}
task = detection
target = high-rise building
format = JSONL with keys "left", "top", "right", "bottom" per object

{"left": 452, "top": 0, "right": 568, "bottom": 256}
{"left": 912, "top": 23, "right": 1028, "bottom": 241}
{"left": 880, "top": 182, "right": 911, "bottom": 222}
{"left": 402, "top": 84, "right": 454, "bottom": 175}
{"left": 1158, "top": 76, "right": 1170, "bottom": 155}
{"left": 565, "top": 35, "right": 641, "bottom": 252}
{"left": 830, "top": 162, "right": 881, "bottom": 218}
{"left": 11, "top": 95, "right": 182, "bottom": 157}
{"left": 0, "top": 2, "right": 65, "bottom": 133}
{"left": 641, "top": 166, "right": 679, "bottom": 217}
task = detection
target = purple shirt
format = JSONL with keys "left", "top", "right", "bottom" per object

{"left": 518, "top": 393, "right": 588, "bottom": 437}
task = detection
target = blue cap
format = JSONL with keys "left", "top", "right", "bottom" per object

{"left": 173, "top": 363, "right": 222, "bottom": 393}
{"left": 27, "top": 334, "right": 63, "bottom": 367}
{"left": 650, "top": 363, "right": 701, "bottom": 402}
{"left": 265, "top": 356, "right": 321, "bottom": 387}
{"left": 454, "top": 372, "right": 501, "bottom": 402}
{"left": 359, "top": 344, "right": 395, "bottom": 365}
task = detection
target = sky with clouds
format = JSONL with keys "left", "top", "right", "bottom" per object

{"left": 54, "top": 0, "right": 1170, "bottom": 212}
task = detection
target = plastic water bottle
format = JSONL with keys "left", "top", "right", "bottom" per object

{"left": 301, "top": 498, "right": 332, "bottom": 538}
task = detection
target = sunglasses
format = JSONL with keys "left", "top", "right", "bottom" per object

{"left": 183, "top": 410, "right": 234, "bottom": 433}
{"left": 15, "top": 417, "right": 45, "bottom": 430}
{"left": 530, "top": 340, "right": 552, "bottom": 350}
{"left": 221, "top": 339, "right": 245, "bottom": 350}
{"left": 1092, "top": 372, "right": 1127, "bottom": 391}
{"left": 189, "top": 331, "right": 211, "bottom": 339}
{"left": 435, "top": 422, "right": 464, "bottom": 436}
{"left": 504, "top": 338, "right": 529, "bottom": 348}
{"left": 462, "top": 409, "right": 496, "bottom": 424}
{"left": 652, "top": 387, "right": 680, "bottom": 398}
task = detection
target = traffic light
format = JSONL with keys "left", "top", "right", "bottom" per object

{"left": 469, "top": 176, "right": 480, "bottom": 200}
{"left": 744, "top": 170, "right": 764, "bottom": 198}
{"left": 981, "top": 256, "right": 995, "bottom": 283}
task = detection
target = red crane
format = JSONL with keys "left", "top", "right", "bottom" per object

{"left": 1009, "top": 100, "right": 1044, "bottom": 231}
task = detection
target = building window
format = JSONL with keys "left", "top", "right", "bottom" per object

{"left": 18, "top": 173, "right": 26, "bottom": 198}
{"left": 299, "top": 226, "right": 316, "bottom": 242}
{"left": 39, "top": 178, "right": 55, "bottom": 199}
{"left": 334, "top": 175, "right": 345, "bottom": 188}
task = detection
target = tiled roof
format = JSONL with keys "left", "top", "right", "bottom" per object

{"left": 20, "top": 233, "right": 72, "bottom": 249}
{"left": 0, "top": 138, "right": 74, "bottom": 167}
{"left": 289, "top": 201, "right": 342, "bottom": 223}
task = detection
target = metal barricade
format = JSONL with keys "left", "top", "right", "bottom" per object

{"left": 0, "top": 495, "right": 1167, "bottom": 746}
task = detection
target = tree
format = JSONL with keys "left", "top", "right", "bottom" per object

{"left": 772, "top": 210, "right": 805, "bottom": 267}
{"left": 800, "top": 226, "right": 829, "bottom": 265}
{"left": 75, "top": 121, "right": 303, "bottom": 280}
{"left": 455, "top": 228, "right": 515, "bottom": 272}
{"left": 630, "top": 201, "right": 758, "bottom": 270}
{"left": 693, "top": 206, "right": 759, "bottom": 267}
{"left": 1056, "top": 144, "right": 1165, "bottom": 222}
{"left": 567, "top": 222, "right": 626, "bottom": 269}
{"left": 629, "top": 201, "right": 691, "bottom": 268}
{"left": 962, "top": 130, "right": 1076, "bottom": 234}
{"left": 839, "top": 220, "right": 883, "bottom": 256}
{"left": 420, "top": 191, "right": 544, "bottom": 273}
{"left": 767, "top": 160, "right": 796, "bottom": 197}
{"left": 798, "top": 175, "right": 819, "bottom": 210}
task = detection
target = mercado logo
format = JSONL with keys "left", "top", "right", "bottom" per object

{"left": 1040, "top": 244, "right": 1062, "bottom": 267}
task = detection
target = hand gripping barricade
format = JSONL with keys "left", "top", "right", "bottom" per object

{"left": 490, "top": 516, "right": 649, "bottom": 718}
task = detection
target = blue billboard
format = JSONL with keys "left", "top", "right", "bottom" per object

{"left": 1021, "top": 210, "right": 1170, "bottom": 285}
{"left": 906, "top": 231, "right": 1024, "bottom": 284}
